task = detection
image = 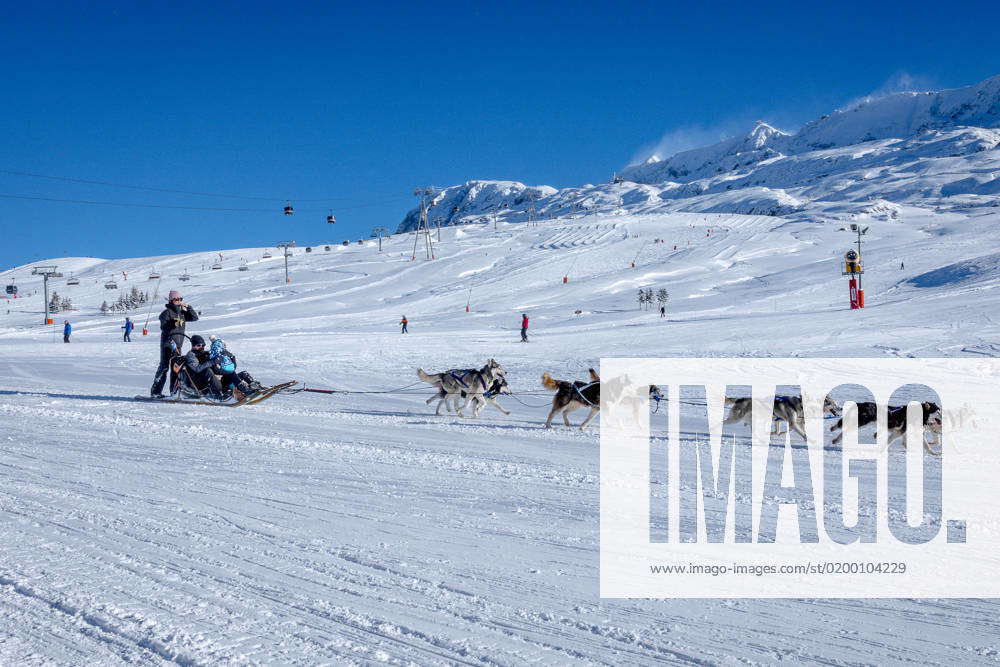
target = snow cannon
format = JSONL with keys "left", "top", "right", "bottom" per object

{"left": 842, "top": 250, "right": 863, "bottom": 276}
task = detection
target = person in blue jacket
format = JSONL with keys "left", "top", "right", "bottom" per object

{"left": 63, "top": 320, "right": 71, "bottom": 343}
{"left": 208, "top": 335, "right": 254, "bottom": 397}
{"left": 122, "top": 317, "right": 134, "bottom": 342}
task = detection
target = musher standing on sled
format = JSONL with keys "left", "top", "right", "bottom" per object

{"left": 150, "top": 290, "right": 198, "bottom": 398}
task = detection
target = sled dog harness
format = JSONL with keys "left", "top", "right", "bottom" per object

{"left": 450, "top": 370, "right": 490, "bottom": 392}
{"left": 574, "top": 381, "right": 599, "bottom": 407}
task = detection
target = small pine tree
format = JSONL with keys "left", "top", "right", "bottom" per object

{"left": 645, "top": 288, "right": 654, "bottom": 310}
{"left": 637, "top": 288, "right": 646, "bottom": 311}
{"left": 60, "top": 296, "right": 73, "bottom": 311}
{"left": 48, "top": 291, "right": 61, "bottom": 314}
{"left": 101, "top": 300, "right": 109, "bottom": 315}
{"left": 657, "top": 289, "right": 669, "bottom": 307}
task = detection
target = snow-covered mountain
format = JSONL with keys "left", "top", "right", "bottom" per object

{"left": 397, "top": 74, "right": 1000, "bottom": 232}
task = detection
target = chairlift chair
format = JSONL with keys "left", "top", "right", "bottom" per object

{"left": 67, "top": 275, "right": 80, "bottom": 286}
{"left": 211, "top": 263, "right": 222, "bottom": 270}
{"left": 262, "top": 249, "right": 272, "bottom": 259}
{"left": 179, "top": 273, "right": 191, "bottom": 282}
{"left": 284, "top": 202, "right": 294, "bottom": 216}
{"left": 238, "top": 260, "right": 249, "bottom": 271}
{"left": 327, "top": 210, "right": 336, "bottom": 224}
{"left": 104, "top": 279, "right": 118, "bottom": 290}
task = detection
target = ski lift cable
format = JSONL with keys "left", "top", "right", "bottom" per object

{"left": 0, "top": 192, "right": 413, "bottom": 212}
{"left": 0, "top": 168, "right": 412, "bottom": 203}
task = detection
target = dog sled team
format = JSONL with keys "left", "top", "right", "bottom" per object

{"left": 146, "top": 291, "right": 946, "bottom": 447}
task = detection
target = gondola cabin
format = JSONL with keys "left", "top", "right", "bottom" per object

{"left": 342, "top": 240, "right": 350, "bottom": 246}
{"left": 324, "top": 245, "right": 331, "bottom": 251}
{"left": 305, "top": 246, "right": 312, "bottom": 253}
{"left": 284, "top": 205, "right": 294, "bottom": 216}
{"left": 5, "top": 284, "right": 16, "bottom": 295}
{"left": 327, "top": 214, "right": 336, "bottom": 224}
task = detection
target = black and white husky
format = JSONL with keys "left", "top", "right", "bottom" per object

{"left": 417, "top": 359, "right": 509, "bottom": 417}
{"left": 541, "top": 368, "right": 661, "bottom": 429}
{"left": 829, "top": 401, "right": 942, "bottom": 453}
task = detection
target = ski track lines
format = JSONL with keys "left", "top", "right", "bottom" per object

{"left": 3, "top": 392, "right": 998, "bottom": 664}
{"left": 5, "top": 212, "right": 1000, "bottom": 662}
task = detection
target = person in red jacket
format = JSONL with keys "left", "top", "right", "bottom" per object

{"left": 520, "top": 313, "right": 529, "bottom": 342}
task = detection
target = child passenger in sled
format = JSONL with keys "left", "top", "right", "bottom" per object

{"left": 207, "top": 334, "right": 259, "bottom": 399}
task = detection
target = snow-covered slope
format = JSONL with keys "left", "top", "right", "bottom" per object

{"left": 3, "top": 203, "right": 1000, "bottom": 662}
{"left": 398, "top": 75, "right": 1000, "bottom": 233}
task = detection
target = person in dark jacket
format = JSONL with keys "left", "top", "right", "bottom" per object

{"left": 122, "top": 317, "right": 134, "bottom": 342}
{"left": 181, "top": 335, "right": 225, "bottom": 399}
{"left": 520, "top": 313, "right": 529, "bottom": 342}
{"left": 150, "top": 290, "right": 199, "bottom": 398}
{"left": 400, "top": 316, "right": 408, "bottom": 333}
{"left": 63, "top": 320, "right": 72, "bottom": 343}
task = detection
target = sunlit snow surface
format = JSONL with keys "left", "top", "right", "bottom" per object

{"left": 2, "top": 211, "right": 1000, "bottom": 663}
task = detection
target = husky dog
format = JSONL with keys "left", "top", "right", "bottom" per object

{"left": 600, "top": 373, "right": 664, "bottom": 425}
{"left": 541, "top": 368, "right": 660, "bottom": 429}
{"left": 829, "top": 401, "right": 942, "bottom": 453}
{"left": 427, "top": 374, "right": 511, "bottom": 417}
{"left": 417, "top": 359, "right": 508, "bottom": 417}
{"left": 829, "top": 401, "right": 877, "bottom": 445}
{"left": 885, "top": 402, "right": 942, "bottom": 454}
{"left": 724, "top": 395, "right": 840, "bottom": 438}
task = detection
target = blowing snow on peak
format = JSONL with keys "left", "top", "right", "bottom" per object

{"left": 400, "top": 74, "right": 1000, "bottom": 232}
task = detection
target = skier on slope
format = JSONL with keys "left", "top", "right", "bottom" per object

{"left": 400, "top": 315, "right": 408, "bottom": 333}
{"left": 63, "top": 320, "right": 71, "bottom": 343}
{"left": 122, "top": 317, "right": 134, "bottom": 342}
{"left": 150, "top": 290, "right": 199, "bottom": 398}
{"left": 520, "top": 313, "right": 529, "bottom": 342}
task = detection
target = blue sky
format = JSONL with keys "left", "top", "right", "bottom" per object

{"left": 2, "top": 0, "right": 999, "bottom": 269}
